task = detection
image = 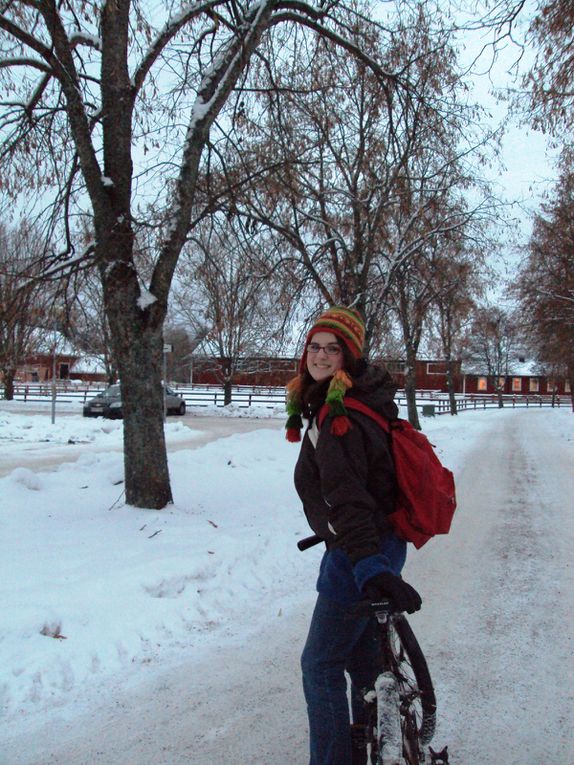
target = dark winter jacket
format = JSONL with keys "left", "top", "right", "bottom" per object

{"left": 294, "top": 364, "right": 399, "bottom": 567}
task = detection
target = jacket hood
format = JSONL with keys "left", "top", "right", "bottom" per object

{"left": 348, "top": 363, "right": 399, "bottom": 420}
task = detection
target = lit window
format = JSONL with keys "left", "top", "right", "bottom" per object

{"left": 477, "top": 376, "right": 488, "bottom": 392}
{"left": 512, "top": 377, "right": 522, "bottom": 392}
{"left": 566, "top": 380, "right": 571, "bottom": 393}
{"left": 529, "top": 378, "right": 539, "bottom": 392}
{"left": 498, "top": 376, "right": 505, "bottom": 389}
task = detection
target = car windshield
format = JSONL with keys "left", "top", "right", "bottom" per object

{"left": 103, "top": 385, "right": 120, "bottom": 398}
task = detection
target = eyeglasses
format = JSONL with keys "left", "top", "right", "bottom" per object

{"left": 307, "top": 342, "right": 342, "bottom": 356}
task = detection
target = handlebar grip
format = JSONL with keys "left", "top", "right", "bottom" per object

{"left": 352, "top": 598, "right": 394, "bottom": 616}
{"left": 297, "top": 534, "right": 323, "bottom": 551}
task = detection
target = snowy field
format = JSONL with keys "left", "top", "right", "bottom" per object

{"left": 0, "top": 401, "right": 573, "bottom": 764}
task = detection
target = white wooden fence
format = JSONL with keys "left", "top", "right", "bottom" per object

{"left": 5, "top": 382, "right": 566, "bottom": 413}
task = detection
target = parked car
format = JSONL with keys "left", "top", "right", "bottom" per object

{"left": 82, "top": 384, "right": 121, "bottom": 417}
{"left": 83, "top": 384, "right": 186, "bottom": 418}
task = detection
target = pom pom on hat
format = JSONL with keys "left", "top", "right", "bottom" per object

{"left": 325, "top": 369, "right": 354, "bottom": 436}
{"left": 285, "top": 374, "right": 304, "bottom": 441}
{"left": 286, "top": 411, "right": 303, "bottom": 442}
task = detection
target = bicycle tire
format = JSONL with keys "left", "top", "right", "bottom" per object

{"left": 391, "top": 615, "right": 436, "bottom": 753}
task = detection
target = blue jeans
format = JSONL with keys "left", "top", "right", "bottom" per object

{"left": 301, "top": 593, "right": 380, "bottom": 765}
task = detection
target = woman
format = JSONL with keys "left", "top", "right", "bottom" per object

{"left": 286, "top": 305, "right": 421, "bottom": 765}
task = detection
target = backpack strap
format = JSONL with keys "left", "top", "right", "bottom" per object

{"left": 318, "top": 396, "right": 392, "bottom": 433}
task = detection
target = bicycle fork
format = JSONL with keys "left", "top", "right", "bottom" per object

{"left": 375, "top": 671, "right": 403, "bottom": 765}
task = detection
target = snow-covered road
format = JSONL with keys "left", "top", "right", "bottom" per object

{"left": 407, "top": 409, "right": 574, "bottom": 763}
{"left": 2, "top": 408, "right": 573, "bottom": 764}
{"left": 0, "top": 413, "right": 280, "bottom": 477}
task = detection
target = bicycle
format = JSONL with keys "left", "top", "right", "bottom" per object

{"left": 298, "top": 534, "right": 443, "bottom": 765}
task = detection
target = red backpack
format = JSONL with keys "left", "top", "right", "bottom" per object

{"left": 318, "top": 397, "right": 457, "bottom": 549}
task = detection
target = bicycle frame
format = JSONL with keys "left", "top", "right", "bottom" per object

{"left": 375, "top": 672, "right": 403, "bottom": 764}
{"left": 360, "top": 602, "right": 433, "bottom": 765}
{"left": 370, "top": 606, "right": 405, "bottom": 765}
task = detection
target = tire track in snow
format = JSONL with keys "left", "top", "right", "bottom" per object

{"left": 408, "top": 410, "right": 574, "bottom": 764}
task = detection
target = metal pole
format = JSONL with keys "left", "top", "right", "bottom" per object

{"left": 162, "top": 343, "right": 173, "bottom": 421}
{"left": 163, "top": 350, "right": 167, "bottom": 423}
{"left": 51, "top": 319, "right": 57, "bottom": 424}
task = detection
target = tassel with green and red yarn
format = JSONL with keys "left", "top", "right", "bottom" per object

{"left": 285, "top": 375, "right": 304, "bottom": 442}
{"left": 285, "top": 369, "right": 354, "bottom": 441}
{"left": 325, "top": 370, "right": 353, "bottom": 435}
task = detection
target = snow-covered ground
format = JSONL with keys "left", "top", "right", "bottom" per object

{"left": 1, "top": 401, "right": 573, "bottom": 764}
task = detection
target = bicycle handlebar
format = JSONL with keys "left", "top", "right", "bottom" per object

{"left": 352, "top": 598, "right": 395, "bottom": 616}
{"left": 297, "top": 536, "right": 405, "bottom": 614}
{"left": 297, "top": 534, "right": 323, "bottom": 551}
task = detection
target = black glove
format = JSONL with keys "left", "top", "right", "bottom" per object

{"left": 363, "top": 572, "right": 422, "bottom": 614}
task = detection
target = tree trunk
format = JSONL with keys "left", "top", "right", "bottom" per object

{"left": 2, "top": 367, "right": 15, "bottom": 400}
{"left": 224, "top": 378, "right": 233, "bottom": 406}
{"left": 115, "top": 326, "right": 172, "bottom": 508}
{"left": 404, "top": 346, "right": 421, "bottom": 430}
{"left": 445, "top": 358, "right": 458, "bottom": 415}
{"left": 103, "top": 250, "right": 172, "bottom": 509}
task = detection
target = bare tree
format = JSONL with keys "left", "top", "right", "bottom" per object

{"left": 0, "top": 219, "right": 54, "bottom": 398}
{"left": 174, "top": 216, "right": 292, "bottom": 403}
{"left": 63, "top": 269, "right": 118, "bottom": 384}
{"left": 426, "top": 227, "right": 492, "bottom": 414}
{"left": 430, "top": 263, "right": 479, "bottom": 416}
{"left": 222, "top": 2, "right": 499, "bottom": 363}
{"left": 514, "top": 151, "right": 574, "bottom": 408}
{"left": 466, "top": 305, "right": 518, "bottom": 407}
{"left": 387, "top": 220, "right": 482, "bottom": 428}
{"left": 524, "top": 0, "right": 574, "bottom": 135}
{"left": 0, "top": 0, "right": 407, "bottom": 508}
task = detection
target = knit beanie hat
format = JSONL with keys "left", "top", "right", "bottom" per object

{"left": 286, "top": 306, "right": 366, "bottom": 442}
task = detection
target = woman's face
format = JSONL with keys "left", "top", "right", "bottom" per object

{"left": 306, "top": 331, "right": 344, "bottom": 382}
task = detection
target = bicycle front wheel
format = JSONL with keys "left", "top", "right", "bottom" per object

{"left": 390, "top": 615, "right": 436, "bottom": 761}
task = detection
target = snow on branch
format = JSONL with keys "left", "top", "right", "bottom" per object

{"left": 189, "top": 0, "right": 273, "bottom": 123}
{"left": 152, "top": 1, "right": 275, "bottom": 300}
{"left": 132, "top": 0, "right": 227, "bottom": 94}
{"left": 69, "top": 33, "right": 102, "bottom": 51}
{"left": 137, "top": 289, "right": 158, "bottom": 310}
